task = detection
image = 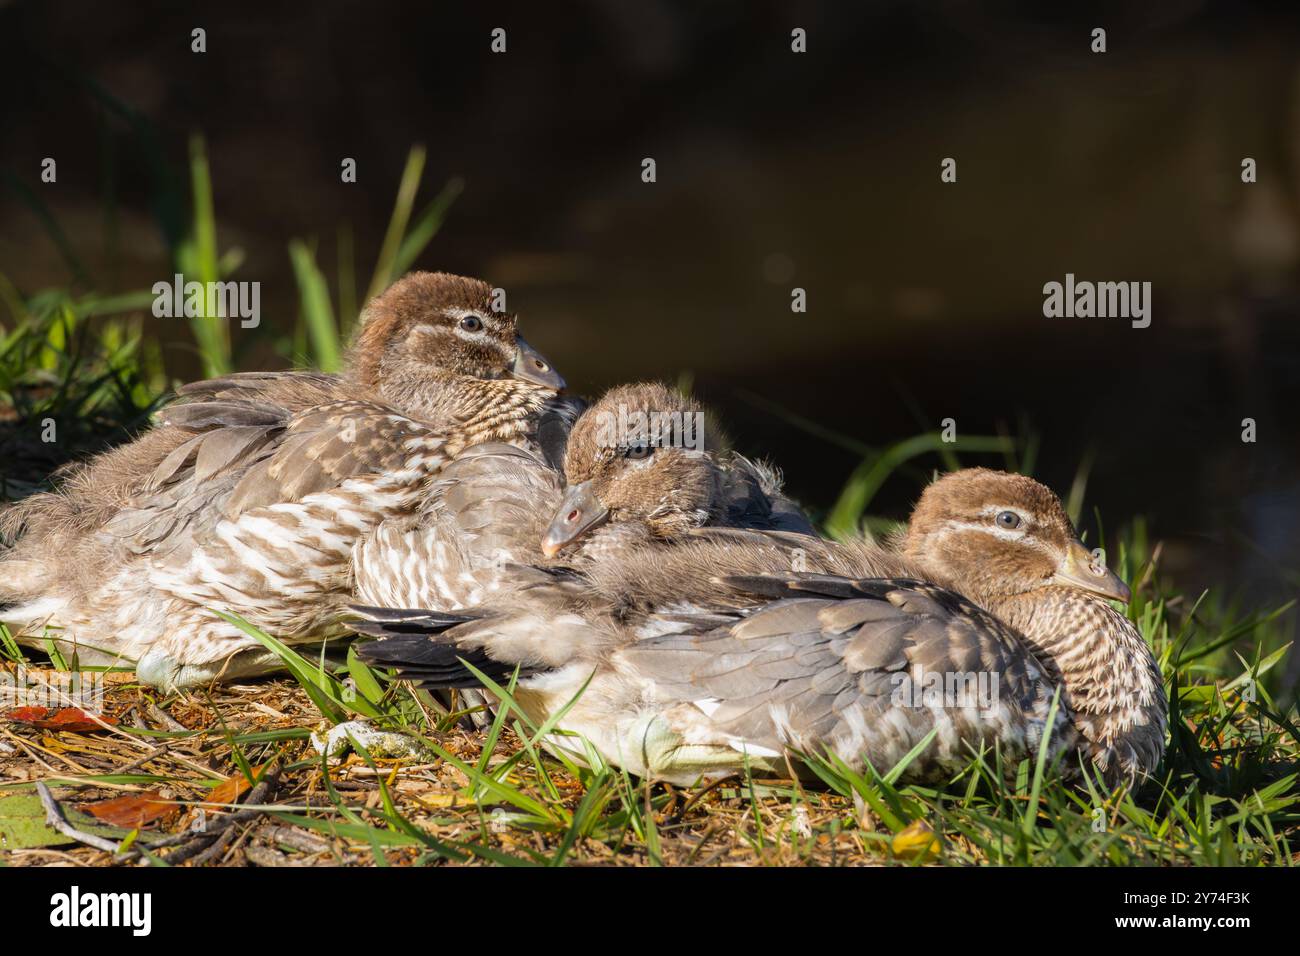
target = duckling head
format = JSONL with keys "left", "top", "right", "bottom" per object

{"left": 347, "top": 272, "right": 565, "bottom": 419}
{"left": 899, "top": 468, "right": 1130, "bottom": 608}
{"left": 542, "top": 382, "right": 727, "bottom": 556}
{"left": 901, "top": 470, "right": 1165, "bottom": 784}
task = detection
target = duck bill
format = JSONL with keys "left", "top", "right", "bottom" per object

{"left": 1053, "top": 541, "right": 1132, "bottom": 604}
{"left": 511, "top": 337, "right": 566, "bottom": 391}
{"left": 541, "top": 481, "right": 610, "bottom": 557}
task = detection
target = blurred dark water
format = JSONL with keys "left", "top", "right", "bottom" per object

{"left": 1, "top": 0, "right": 1298, "bottom": 619}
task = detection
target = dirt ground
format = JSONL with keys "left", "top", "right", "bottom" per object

{"left": 0, "top": 668, "right": 877, "bottom": 866}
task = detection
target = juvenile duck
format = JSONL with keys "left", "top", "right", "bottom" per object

{"left": 0, "top": 272, "right": 566, "bottom": 688}
{"left": 539, "top": 381, "right": 813, "bottom": 558}
{"left": 351, "top": 380, "right": 813, "bottom": 612}
{"left": 356, "top": 468, "right": 1167, "bottom": 788}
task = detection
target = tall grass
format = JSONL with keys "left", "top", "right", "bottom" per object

{"left": 284, "top": 148, "right": 464, "bottom": 373}
{"left": 176, "top": 134, "right": 229, "bottom": 377}
{"left": 4, "top": 97, "right": 460, "bottom": 394}
{"left": 177, "top": 139, "right": 460, "bottom": 376}
{"left": 0, "top": 285, "right": 166, "bottom": 497}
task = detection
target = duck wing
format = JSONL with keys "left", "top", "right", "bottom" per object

{"left": 351, "top": 575, "right": 598, "bottom": 689}
{"left": 616, "top": 575, "right": 1066, "bottom": 779}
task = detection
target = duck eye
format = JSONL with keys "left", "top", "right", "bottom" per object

{"left": 622, "top": 443, "right": 653, "bottom": 460}
{"left": 459, "top": 314, "right": 483, "bottom": 332}
{"left": 995, "top": 510, "right": 1022, "bottom": 530}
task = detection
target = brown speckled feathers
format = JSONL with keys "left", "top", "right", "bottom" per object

{"left": 0, "top": 272, "right": 566, "bottom": 688}
{"left": 357, "top": 468, "right": 1166, "bottom": 787}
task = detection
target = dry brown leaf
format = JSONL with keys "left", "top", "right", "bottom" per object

{"left": 86, "top": 790, "right": 179, "bottom": 829}
{"left": 3, "top": 706, "right": 119, "bottom": 732}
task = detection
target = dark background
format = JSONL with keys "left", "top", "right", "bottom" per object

{"left": 2, "top": 1, "right": 1298, "bottom": 619}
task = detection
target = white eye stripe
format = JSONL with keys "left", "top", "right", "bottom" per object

{"left": 411, "top": 322, "right": 512, "bottom": 355}
{"left": 456, "top": 328, "right": 509, "bottom": 349}
{"left": 943, "top": 519, "right": 1055, "bottom": 551}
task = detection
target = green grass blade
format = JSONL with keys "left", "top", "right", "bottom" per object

{"left": 390, "top": 177, "right": 464, "bottom": 279}
{"left": 288, "top": 239, "right": 342, "bottom": 371}
{"left": 366, "top": 146, "right": 426, "bottom": 301}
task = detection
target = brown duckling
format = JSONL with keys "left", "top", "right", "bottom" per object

{"left": 540, "top": 380, "right": 813, "bottom": 557}
{"left": 0, "top": 272, "right": 566, "bottom": 689}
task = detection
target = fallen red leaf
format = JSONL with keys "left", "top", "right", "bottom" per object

{"left": 4, "top": 706, "right": 51, "bottom": 723}
{"left": 3, "top": 706, "right": 119, "bottom": 732}
{"left": 86, "top": 790, "right": 179, "bottom": 829}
